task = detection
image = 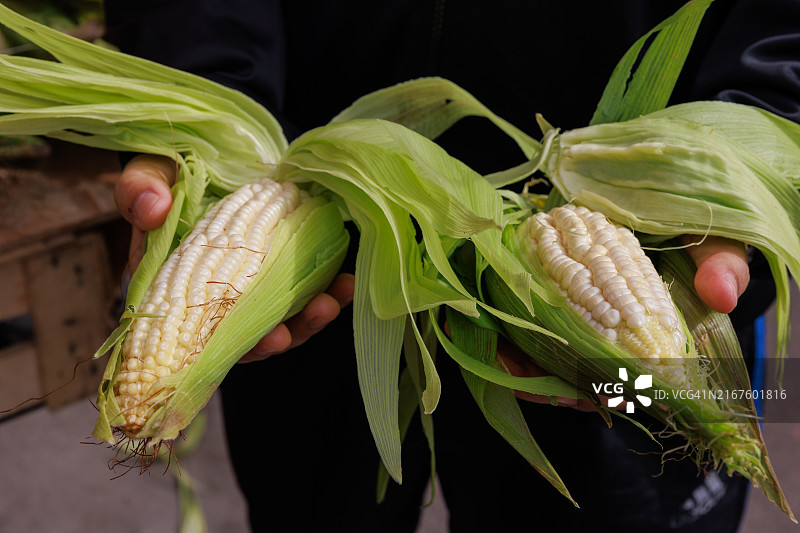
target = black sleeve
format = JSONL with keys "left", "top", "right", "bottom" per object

{"left": 691, "top": 0, "right": 800, "bottom": 122}
{"left": 104, "top": 0, "right": 300, "bottom": 138}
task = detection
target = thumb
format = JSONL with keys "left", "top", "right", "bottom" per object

{"left": 683, "top": 236, "right": 749, "bottom": 314}
{"left": 114, "top": 154, "right": 176, "bottom": 231}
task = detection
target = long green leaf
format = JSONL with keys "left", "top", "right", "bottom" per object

{"left": 591, "top": 0, "right": 715, "bottom": 125}
{"left": 353, "top": 248, "right": 406, "bottom": 482}
{"left": 0, "top": 2, "right": 286, "bottom": 160}
{"left": 431, "top": 310, "right": 582, "bottom": 399}
{"left": 332, "top": 77, "right": 540, "bottom": 160}
{"left": 446, "top": 307, "right": 576, "bottom": 506}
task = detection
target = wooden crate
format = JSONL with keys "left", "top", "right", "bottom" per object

{"left": 0, "top": 141, "right": 126, "bottom": 418}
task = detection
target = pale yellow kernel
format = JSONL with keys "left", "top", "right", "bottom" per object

{"left": 621, "top": 302, "right": 646, "bottom": 320}
{"left": 615, "top": 293, "right": 638, "bottom": 308}
{"left": 585, "top": 292, "right": 605, "bottom": 310}
{"left": 143, "top": 343, "right": 158, "bottom": 358}
{"left": 626, "top": 313, "right": 647, "bottom": 329}
{"left": 156, "top": 350, "right": 172, "bottom": 366}
{"left": 603, "top": 328, "right": 618, "bottom": 341}
{"left": 591, "top": 301, "right": 612, "bottom": 321}
{"left": 178, "top": 332, "right": 193, "bottom": 347}
{"left": 579, "top": 286, "right": 602, "bottom": 307}
{"left": 158, "top": 338, "right": 175, "bottom": 352}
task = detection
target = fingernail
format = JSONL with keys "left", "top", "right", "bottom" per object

{"left": 133, "top": 191, "right": 165, "bottom": 226}
{"left": 725, "top": 271, "right": 739, "bottom": 296}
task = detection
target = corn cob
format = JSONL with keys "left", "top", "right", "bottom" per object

{"left": 114, "top": 178, "right": 303, "bottom": 436}
{"left": 519, "top": 204, "right": 689, "bottom": 387}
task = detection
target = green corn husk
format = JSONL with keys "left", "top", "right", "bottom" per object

{"left": 0, "top": 3, "right": 523, "bottom": 478}
{"left": 464, "top": 105, "right": 800, "bottom": 519}
{"left": 340, "top": 77, "right": 800, "bottom": 515}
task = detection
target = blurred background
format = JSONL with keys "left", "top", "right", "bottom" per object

{"left": 0, "top": 2, "right": 798, "bottom": 532}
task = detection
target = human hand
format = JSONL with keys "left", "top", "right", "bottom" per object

{"left": 113, "top": 154, "right": 355, "bottom": 363}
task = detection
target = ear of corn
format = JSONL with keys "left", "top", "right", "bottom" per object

{"left": 94, "top": 179, "right": 350, "bottom": 442}
{"left": 0, "top": 4, "right": 549, "bottom": 480}
{"left": 479, "top": 205, "right": 793, "bottom": 520}
{"left": 657, "top": 249, "right": 791, "bottom": 516}
{"left": 93, "top": 183, "right": 348, "bottom": 443}
{"left": 518, "top": 204, "right": 697, "bottom": 388}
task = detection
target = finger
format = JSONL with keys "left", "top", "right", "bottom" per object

{"left": 114, "top": 154, "right": 177, "bottom": 231}
{"left": 239, "top": 324, "right": 292, "bottom": 363}
{"left": 284, "top": 292, "right": 343, "bottom": 350}
{"left": 682, "top": 236, "right": 749, "bottom": 314}
{"left": 325, "top": 273, "right": 356, "bottom": 308}
{"left": 281, "top": 273, "right": 354, "bottom": 351}
{"left": 238, "top": 273, "right": 355, "bottom": 363}
{"left": 497, "top": 338, "right": 596, "bottom": 411}
{"left": 238, "top": 294, "right": 340, "bottom": 363}
{"left": 512, "top": 390, "right": 598, "bottom": 412}
{"left": 281, "top": 274, "right": 354, "bottom": 350}
{"left": 496, "top": 335, "right": 552, "bottom": 380}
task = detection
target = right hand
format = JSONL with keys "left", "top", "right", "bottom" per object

{"left": 113, "top": 154, "right": 355, "bottom": 362}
